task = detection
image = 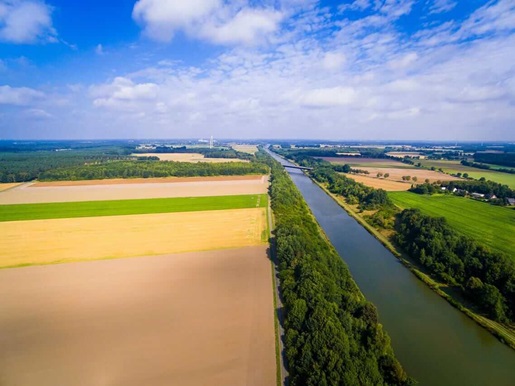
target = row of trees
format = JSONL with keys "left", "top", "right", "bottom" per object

{"left": 259, "top": 152, "right": 413, "bottom": 385}
{"left": 39, "top": 160, "right": 269, "bottom": 180}
{"left": 395, "top": 209, "right": 515, "bottom": 322}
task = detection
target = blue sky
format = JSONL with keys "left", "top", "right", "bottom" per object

{"left": 0, "top": 0, "right": 514, "bottom": 140}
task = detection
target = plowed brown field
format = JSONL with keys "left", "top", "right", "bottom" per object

{"left": 345, "top": 174, "right": 411, "bottom": 191}
{"left": 0, "top": 176, "right": 268, "bottom": 204}
{"left": 0, "top": 246, "right": 276, "bottom": 386}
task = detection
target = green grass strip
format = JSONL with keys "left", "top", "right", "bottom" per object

{"left": 389, "top": 191, "right": 515, "bottom": 257}
{"left": 0, "top": 194, "right": 268, "bottom": 222}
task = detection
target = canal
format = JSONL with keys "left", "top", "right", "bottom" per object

{"left": 268, "top": 150, "right": 515, "bottom": 386}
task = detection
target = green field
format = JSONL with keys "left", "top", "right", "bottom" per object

{"left": 0, "top": 194, "right": 267, "bottom": 222}
{"left": 389, "top": 192, "right": 515, "bottom": 257}
{"left": 417, "top": 160, "right": 515, "bottom": 188}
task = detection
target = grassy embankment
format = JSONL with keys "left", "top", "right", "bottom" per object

{"left": 389, "top": 192, "right": 515, "bottom": 258}
{"left": 417, "top": 159, "right": 515, "bottom": 188}
{"left": 0, "top": 194, "right": 267, "bottom": 222}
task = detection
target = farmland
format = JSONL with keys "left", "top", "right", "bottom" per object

{"left": 417, "top": 159, "right": 515, "bottom": 188}
{"left": 389, "top": 191, "right": 515, "bottom": 257}
{"left": 133, "top": 152, "right": 247, "bottom": 163}
{"left": 0, "top": 166, "right": 276, "bottom": 384}
{"left": 0, "top": 175, "right": 268, "bottom": 204}
{"left": 344, "top": 174, "right": 411, "bottom": 191}
{"left": 231, "top": 144, "right": 259, "bottom": 154}
{"left": 0, "top": 183, "right": 21, "bottom": 192}
{"left": 0, "top": 194, "right": 267, "bottom": 221}
{"left": 319, "top": 156, "right": 413, "bottom": 168}
{"left": 0, "top": 246, "right": 275, "bottom": 385}
{"left": 0, "top": 208, "right": 267, "bottom": 268}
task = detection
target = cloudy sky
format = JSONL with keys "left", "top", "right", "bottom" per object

{"left": 0, "top": 0, "right": 514, "bottom": 140}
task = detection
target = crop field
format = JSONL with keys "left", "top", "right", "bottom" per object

{"left": 0, "top": 208, "right": 267, "bottom": 268}
{"left": 345, "top": 174, "right": 411, "bottom": 191}
{"left": 386, "top": 151, "right": 424, "bottom": 158}
{"left": 358, "top": 167, "right": 458, "bottom": 183}
{"left": 0, "top": 246, "right": 276, "bottom": 385}
{"left": 389, "top": 192, "right": 515, "bottom": 257}
{"left": 0, "top": 194, "right": 267, "bottom": 222}
{"left": 232, "top": 144, "right": 259, "bottom": 154}
{"left": 319, "top": 156, "right": 414, "bottom": 168}
{"left": 417, "top": 159, "right": 515, "bottom": 188}
{"left": 133, "top": 153, "right": 247, "bottom": 163}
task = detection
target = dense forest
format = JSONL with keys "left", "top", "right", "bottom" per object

{"left": 258, "top": 151, "right": 413, "bottom": 386}
{"left": 38, "top": 160, "right": 269, "bottom": 180}
{"left": 275, "top": 150, "right": 514, "bottom": 325}
{"left": 474, "top": 152, "right": 515, "bottom": 168}
{"left": 0, "top": 149, "right": 130, "bottom": 182}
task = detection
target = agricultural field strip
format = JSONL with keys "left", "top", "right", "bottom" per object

{"left": 389, "top": 192, "right": 515, "bottom": 257}
{"left": 0, "top": 209, "right": 267, "bottom": 268}
{"left": 0, "top": 194, "right": 267, "bottom": 222}
{"left": 0, "top": 177, "right": 268, "bottom": 204}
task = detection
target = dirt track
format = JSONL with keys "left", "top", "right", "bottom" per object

{"left": 0, "top": 246, "right": 276, "bottom": 386}
{"left": 0, "top": 176, "right": 268, "bottom": 204}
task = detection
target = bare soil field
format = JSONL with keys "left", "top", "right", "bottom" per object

{"left": 345, "top": 174, "right": 411, "bottom": 191}
{"left": 0, "top": 208, "right": 267, "bottom": 268}
{"left": 0, "top": 246, "right": 276, "bottom": 386}
{"left": 0, "top": 176, "right": 268, "bottom": 204}
{"left": 358, "top": 167, "right": 459, "bottom": 183}
{"left": 0, "top": 183, "right": 22, "bottom": 192}
{"left": 386, "top": 151, "right": 425, "bottom": 159}
{"left": 319, "top": 157, "right": 413, "bottom": 168}
{"left": 133, "top": 153, "right": 248, "bottom": 163}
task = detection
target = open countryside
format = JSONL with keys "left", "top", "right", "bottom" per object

{"left": 417, "top": 159, "right": 515, "bottom": 189}
{"left": 389, "top": 191, "right": 515, "bottom": 257}
{"left": 133, "top": 152, "right": 248, "bottom": 162}
{"left": 0, "top": 246, "right": 275, "bottom": 386}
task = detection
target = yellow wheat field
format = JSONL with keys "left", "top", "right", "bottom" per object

{"left": 132, "top": 153, "right": 248, "bottom": 163}
{"left": 0, "top": 208, "right": 267, "bottom": 268}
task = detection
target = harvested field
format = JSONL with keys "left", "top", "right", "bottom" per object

{"left": 0, "top": 246, "right": 276, "bottom": 386}
{"left": 33, "top": 175, "right": 265, "bottom": 187}
{"left": 0, "top": 183, "right": 21, "bottom": 192}
{"left": 133, "top": 153, "right": 248, "bottom": 163}
{"left": 232, "top": 144, "right": 258, "bottom": 154}
{"left": 0, "top": 208, "right": 267, "bottom": 268}
{"left": 357, "top": 167, "right": 459, "bottom": 183}
{"left": 0, "top": 176, "right": 268, "bottom": 204}
{"left": 319, "top": 157, "right": 413, "bottom": 168}
{"left": 345, "top": 174, "right": 411, "bottom": 191}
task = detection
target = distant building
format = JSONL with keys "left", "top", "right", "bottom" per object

{"left": 471, "top": 192, "right": 485, "bottom": 199}
{"left": 507, "top": 198, "right": 515, "bottom": 206}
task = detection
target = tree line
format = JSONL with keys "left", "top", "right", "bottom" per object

{"left": 258, "top": 151, "right": 414, "bottom": 386}
{"left": 39, "top": 160, "right": 269, "bottom": 181}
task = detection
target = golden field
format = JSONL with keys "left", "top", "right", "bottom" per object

{"left": 345, "top": 174, "right": 411, "bottom": 191}
{"left": 0, "top": 208, "right": 267, "bottom": 268}
{"left": 232, "top": 144, "right": 259, "bottom": 154}
{"left": 0, "top": 183, "right": 21, "bottom": 192}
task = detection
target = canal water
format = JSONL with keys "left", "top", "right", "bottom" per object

{"left": 268, "top": 150, "right": 515, "bottom": 386}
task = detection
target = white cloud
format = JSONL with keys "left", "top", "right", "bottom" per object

{"left": 0, "top": 85, "right": 44, "bottom": 105}
{"left": 428, "top": 0, "right": 457, "bottom": 14}
{"left": 90, "top": 77, "right": 159, "bottom": 109}
{"left": 132, "top": 0, "right": 283, "bottom": 45}
{"left": 0, "top": 0, "right": 56, "bottom": 44}
{"left": 300, "top": 87, "right": 357, "bottom": 107}
{"left": 25, "top": 108, "right": 52, "bottom": 119}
